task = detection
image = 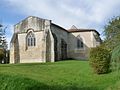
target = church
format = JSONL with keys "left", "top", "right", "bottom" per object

{"left": 10, "top": 16, "right": 101, "bottom": 63}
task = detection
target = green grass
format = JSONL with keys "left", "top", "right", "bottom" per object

{"left": 0, "top": 60, "right": 120, "bottom": 90}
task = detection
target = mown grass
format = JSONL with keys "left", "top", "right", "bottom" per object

{"left": 0, "top": 60, "right": 120, "bottom": 90}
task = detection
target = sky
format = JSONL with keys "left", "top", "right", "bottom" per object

{"left": 0, "top": 0, "right": 120, "bottom": 48}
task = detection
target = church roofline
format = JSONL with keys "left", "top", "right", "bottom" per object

{"left": 14, "top": 16, "right": 51, "bottom": 27}
{"left": 13, "top": 16, "right": 100, "bottom": 36}
{"left": 51, "top": 23, "right": 100, "bottom": 35}
{"left": 51, "top": 23, "right": 69, "bottom": 33}
{"left": 68, "top": 29, "right": 100, "bottom": 36}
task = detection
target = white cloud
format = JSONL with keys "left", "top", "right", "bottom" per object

{"left": 3, "top": 0, "right": 120, "bottom": 41}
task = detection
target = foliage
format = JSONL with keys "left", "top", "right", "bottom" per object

{"left": 0, "top": 24, "right": 7, "bottom": 50}
{"left": 0, "top": 49, "right": 5, "bottom": 61}
{"left": 89, "top": 46, "right": 111, "bottom": 74}
{"left": 0, "top": 24, "right": 7, "bottom": 63}
{"left": 0, "top": 61, "right": 119, "bottom": 90}
{"left": 104, "top": 16, "right": 120, "bottom": 51}
{"left": 111, "top": 45, "right": 120, "bottom": 71}
{"left": 104, "top": 16, "right": 120, "bottom": 72}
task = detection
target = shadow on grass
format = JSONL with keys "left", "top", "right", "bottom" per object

{"left": 0, "top": 74, "right": 97, "bottom": 90}
{"left": 27, "top": 84, "right": 97, "bottom": 90}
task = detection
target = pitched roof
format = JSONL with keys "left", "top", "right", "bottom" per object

{"left": 70, "top": 25, "right": 78, "bottom": 29}
{"left": 13, "top": 16, "right": 100, "bottom": 36}
{"left": 68, "top": 29, "right": 100, "bottom": 36}
{"left": 51, "top": 24, "right": 100, "bottom": 35}
{"left": 51, "top": 23, "right": 69, "bottom": 33}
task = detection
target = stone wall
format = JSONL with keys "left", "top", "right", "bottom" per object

{"left": 51, "top": 24, "right": 69, "bottom": 60}
{"left": 10, "top": 34, "right": 19, "bottom": 64}
{"left": 14, "top": 16, "right": 45, "bottom": 33}
{"left": 68, "top": 31, "right": 100, "bottom": 60}
{"left": 17, "top": 31, "right": 45, "bottom": 63}
{"left": 10, "top": 43, "right": 15, "bottom": 63}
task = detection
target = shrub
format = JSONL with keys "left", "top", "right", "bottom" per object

{"left": 89, "top": 46, "right": 111, "bottom": 74}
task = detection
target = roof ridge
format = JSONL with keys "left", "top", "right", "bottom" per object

{"left": 70, "top": 25, "right": 78, "bottom": 29}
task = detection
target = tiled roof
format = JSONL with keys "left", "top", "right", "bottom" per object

{"left": 68, "top": 29, "right": 100, "bottom": 35}
{"left": 51, "top": 23, "right": 100, "bottom": 35}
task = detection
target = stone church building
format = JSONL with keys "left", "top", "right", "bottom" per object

{"left": 10, "top": 16, "right": 101, "bottom": 63}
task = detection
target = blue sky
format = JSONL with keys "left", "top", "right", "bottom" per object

{"left": 0, "top": 0, "right": 120, "bottom": 48}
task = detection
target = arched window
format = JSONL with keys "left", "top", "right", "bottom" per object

{"left": 77, "top": 35, "right": 84, "bottom": 49}
{"left": 26, "top": 31, "right": 36, "bottom": 47}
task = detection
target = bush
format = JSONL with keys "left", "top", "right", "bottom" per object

{"left": 89, "top": 46, "right": 111, "bottom": 74}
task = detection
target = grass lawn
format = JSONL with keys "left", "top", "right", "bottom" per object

{"left": 0, "top": 60, "right": 120, "bottom": 90}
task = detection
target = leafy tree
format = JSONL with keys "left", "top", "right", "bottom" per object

{"left": 104, "top": 16, "right": 120, "bottom": 51}
{"left": 0, "top": 24, "right": 7, "bottom": 63}
{"left": 104, "top": 16, "right": 120, "bottom": 71}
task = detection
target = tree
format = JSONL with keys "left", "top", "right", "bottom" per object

{"left": 104, "top": 16, "right": 120, "bottom": 51}
{"left": 0, "top": 23, "right": 7, "bottom": 63}
{"left": 104, "top": 16, "right": 120, "bottom": 71}
{"left": 111, "top": 45, "right": 120, "bottom": 71}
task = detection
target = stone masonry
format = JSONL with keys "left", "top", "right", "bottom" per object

{"left": 10, "top": 16, "right": 101, "bottom": 63}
